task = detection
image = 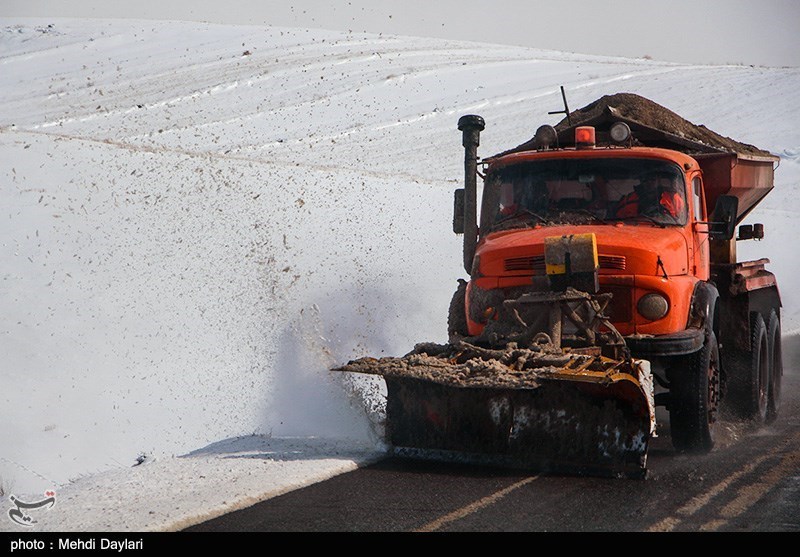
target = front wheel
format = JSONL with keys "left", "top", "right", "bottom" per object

{"left": 669, "top": 331, "right": 721, "bottom": 453}
{"left": 447, "top": 279, "right": 468, "bottom": 342}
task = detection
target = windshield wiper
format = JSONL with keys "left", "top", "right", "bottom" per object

{"left": 570, "top": 209, "right": 610, "bottom": 224}
{"left": 633, "top": 214, "right": 661, "bottom": 224}
{"left": 621, "top": 212, "right": 671, "bottom": 226}
{"left": 494, "top": 209, "right": 548, "bottom": 227}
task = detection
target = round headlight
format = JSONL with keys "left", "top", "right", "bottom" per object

{"left": 637, "top": 293, "right": 669, "bottom": 321}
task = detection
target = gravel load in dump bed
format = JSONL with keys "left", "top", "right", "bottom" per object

{"left": 555, "top": 92, "right": 773, "bottom": 156}
{"left": 498, "top": 92, "right": 773, "bottom": 158}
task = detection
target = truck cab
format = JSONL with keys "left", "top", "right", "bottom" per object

{"left": 468, "top": 144, "right": 709, "bottom": 345}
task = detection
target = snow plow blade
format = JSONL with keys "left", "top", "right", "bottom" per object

{"left": 337, "top": 343, "right": 655, "bottom": 478}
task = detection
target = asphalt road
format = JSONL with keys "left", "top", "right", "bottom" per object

{"left": 186, "top": 337, "right": 800, "bottom": 532}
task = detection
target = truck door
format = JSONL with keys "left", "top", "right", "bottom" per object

{"left": 691, "top": 173, "right": 710, "bottom": 280}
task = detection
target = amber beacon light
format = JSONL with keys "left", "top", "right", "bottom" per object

{"left": 575, "top": 126, "right": 596, "bottom": 149}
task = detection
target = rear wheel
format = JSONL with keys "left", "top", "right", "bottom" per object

{"left": 447, "top": 279, "right": 468, "bottom": 341}
{"left": 766, "top": 309, "right": 782, "bottom": 423}
{"left": 669, "top": 331, "right": 720, "bottom": 453}
{"left": 724, "top": 312, "right": 770, "bottom": 423}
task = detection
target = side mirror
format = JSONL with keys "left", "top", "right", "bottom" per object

{"left": 709, "top": 195, "right": 738, "bottom": 241}
{"left": 453, "top": 188, "right": 465, "bottom": 234}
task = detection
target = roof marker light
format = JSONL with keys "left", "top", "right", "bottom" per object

{"left": 534, "top": 125, "right": 558, "bottom": 150}
{"left": 610, "top": 121, "right": 632, "bottom": 144}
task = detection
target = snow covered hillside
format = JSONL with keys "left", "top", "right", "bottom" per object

{"left": 2, "top": 18, "right": 799, "bottom": 502}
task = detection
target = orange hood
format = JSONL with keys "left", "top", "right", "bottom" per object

{"left": 475, "top": 224, "right": 689, "bottom": 278}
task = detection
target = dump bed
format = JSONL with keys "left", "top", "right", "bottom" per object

{"left": 695, "top": 152, "right": 777, "bottom": 224}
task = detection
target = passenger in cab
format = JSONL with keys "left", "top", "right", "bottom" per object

{"left": 613, "top": 171, "right": 685, "bottom": 221}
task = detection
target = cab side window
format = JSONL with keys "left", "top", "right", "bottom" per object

{"left": 692, "top": 176, "right": 704, "bottom": 220}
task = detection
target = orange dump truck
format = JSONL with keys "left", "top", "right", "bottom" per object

{"left": 338, "top": 93, "right": 782, "bottom": 478}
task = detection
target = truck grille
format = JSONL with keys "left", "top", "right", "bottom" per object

{"left": 600, "top": 285, "right": 632, "bottom": 322}
{"left": 504, "top": 255, "right": 626, "bottom": 272}
{"left": 599, "top": 255, "right": 627, "bottom": 270}
{"left": 504, "top": 255, "right": 545, "bottom": 272}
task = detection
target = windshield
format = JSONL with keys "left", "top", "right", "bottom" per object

{"left": 484, "top": 158, "right": 688, "bottom": 231}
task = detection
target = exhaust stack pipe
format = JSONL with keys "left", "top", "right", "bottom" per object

{"left": 458, "top": 114, "right": 485, "bottom": 273}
